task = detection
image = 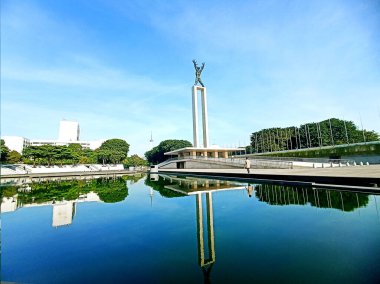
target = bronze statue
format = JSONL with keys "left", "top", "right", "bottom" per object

{"left": 192, "top": 59, "right": 205, "bottom": 87}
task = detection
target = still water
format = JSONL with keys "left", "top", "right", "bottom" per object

{"left": 1, "top": 174, "right": 380, "bottom": 283}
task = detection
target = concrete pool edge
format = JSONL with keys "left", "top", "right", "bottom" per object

{"left": 157, "top": 169, "right": 380, "bottom": 194}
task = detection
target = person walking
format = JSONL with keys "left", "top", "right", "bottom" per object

{"left": 244, "top": 157, "right": 251, "bottom": 174}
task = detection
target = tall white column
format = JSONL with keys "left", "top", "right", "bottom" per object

{"left": 192, "top": 86, "right": 209, "bottom": 148}
{"left": 201, "top": 87, "right": 209, "bottom": 148}
{"left": 192, "top": 86, "right": 199, "bottom": 148}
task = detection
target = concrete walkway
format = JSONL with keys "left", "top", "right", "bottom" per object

{"left": 0, "top": 170, "right": 138, "bottom": 180}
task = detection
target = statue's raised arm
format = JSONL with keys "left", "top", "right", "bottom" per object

{"left": 200, "top": 62, "right": 205, "bottom": 72}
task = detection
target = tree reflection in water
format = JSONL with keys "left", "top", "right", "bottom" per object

{"left": 254, "top": 184, "right": 369, "bottom": 212}
{"left": 1, "top": 175, "right": 146, "bottom": 205}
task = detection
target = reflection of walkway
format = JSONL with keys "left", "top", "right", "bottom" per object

{"left": 161, "top": 174, "right": 244, "bottom": 195}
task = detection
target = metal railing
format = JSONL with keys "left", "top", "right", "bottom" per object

{"left": 158, "top": 156, "right": 293, "bottom": 169}
{"left": 241, "top": 156, "right": 354, "bottom": 164}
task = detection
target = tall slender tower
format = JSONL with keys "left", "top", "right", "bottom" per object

{"left": 149, "top": 131, "right": 154, "bottom": 149}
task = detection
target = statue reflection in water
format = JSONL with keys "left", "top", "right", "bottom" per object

{"left": 150, "top": 174, "right": 376, "bottom": 283}
{"left": 196, "top": 192, "right": 215, "bottom": 284}
{"left": 156, "top": 175, "right": 260, "bottom": 283}
{"left": 157, "top": 175, "right": 245, "bottom": 283}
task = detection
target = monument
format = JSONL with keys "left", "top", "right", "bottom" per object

{"left": 162, "top": 60, "right": 243, "bottom": 168}
{"left": 192, "top": 59, "right": 209, "bottom": 148}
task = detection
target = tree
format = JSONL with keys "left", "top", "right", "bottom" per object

{"left": 39, "top": 145, "right": 56, "bottom": 167}
{"left": 6, "top": 150, "right": 22, "bottom": 163}
{"left": 245, "top": 145, "right": 255, "bottom": 154}
{"left": 23, "top": 146, "right": 43, "bottom": 167}
{"left": 95, "top": 149, "right": 111, "bottom": 165}
{"left": 145, "top": 139, "right": 192, "bottom": 164}
{"left": 51, "top": 146, "right": 72, "bottom": 166}
{"left": 97, "top": 139, "right": 130, "bottom": 164}
{"left": 0, "top": 139, "right": 10, "bottom": 162}
{"left": 99, "top": 139, "right": 130, "bottom": 154}
{"left": 123, "top": 154, "right": 148, "bottom": 167}
{"left": 81, "top": 148, "right": 97, "bottom": 163}
{"left": 109, "top": 151, "right": 125, "bottom": 164}
{"left": 67, "top": 144, "right": 84, "bottom": 165}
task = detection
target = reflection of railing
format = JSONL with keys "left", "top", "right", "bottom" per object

{"left": 160, "top": 174, "right": 244, "bottom": 195}
{"left": 158, "top": 156, "right": 293, "bottom": 169}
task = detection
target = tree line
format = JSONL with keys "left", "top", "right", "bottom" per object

{"left": 145, "top": 139, "right": 192, "bottom": 164}
{"left": 249, "top": 118, "right": 379, "bottom": 153}
{"left": 1, "top": 138, "right": 147, "bottom": 167}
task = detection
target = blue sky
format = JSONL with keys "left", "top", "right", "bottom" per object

{"left": 1, "top": 0, "right": 380, "bottom": 155}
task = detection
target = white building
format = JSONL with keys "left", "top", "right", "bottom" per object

{"left": 1, "top": 120, "right": 104, "bottom": 153}
{"left": 1, "top": 136, "right": 30, "bottom": 153}
{"left": 58, "top": 120, "right": 80, "bottom": 141}
{"left": 29, "top": 139, "right": 104, "bottom": 150}
{"left": 2, "top": 137, "right": 104, "bottom": 153}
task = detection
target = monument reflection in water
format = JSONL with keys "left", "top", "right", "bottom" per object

{"left": 149, "top": 173, "right": 378, "bottom": 283}
{"left": 151, "top": 174, "right": 248, "bottom": 283}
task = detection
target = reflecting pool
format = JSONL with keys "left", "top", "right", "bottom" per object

{"left": 2, "top": 174, "right": 380, "bottom": 283}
